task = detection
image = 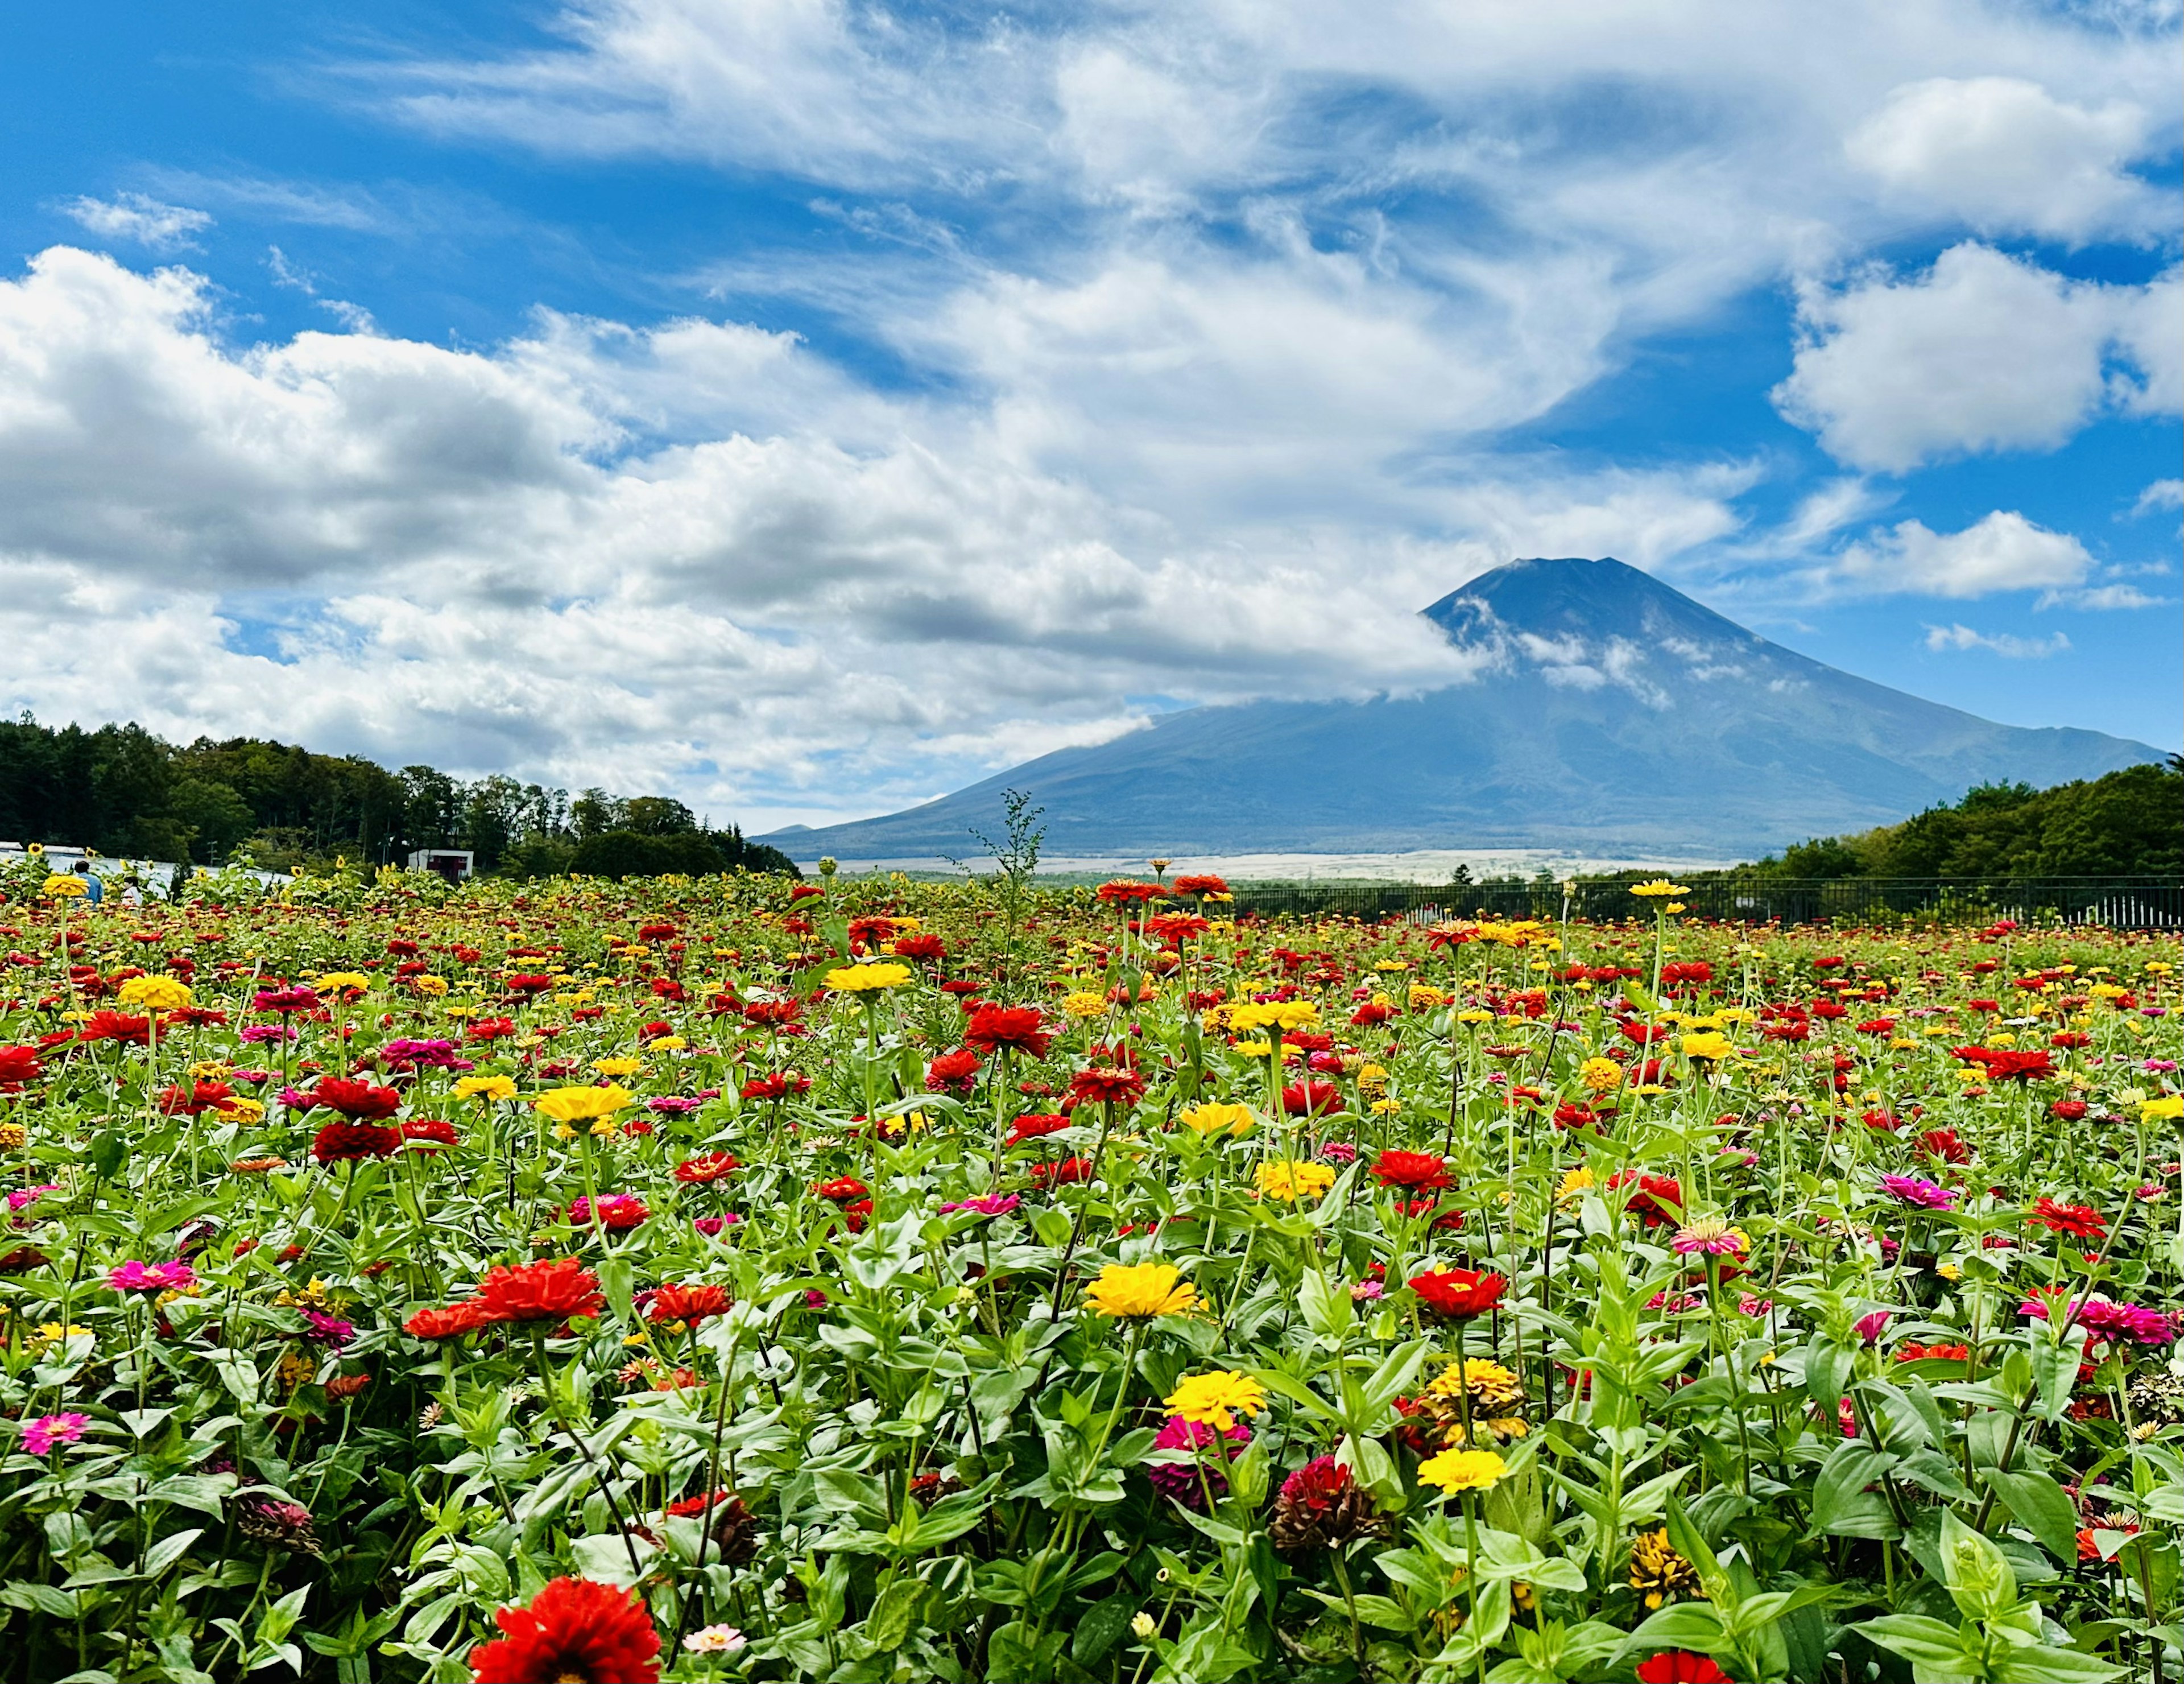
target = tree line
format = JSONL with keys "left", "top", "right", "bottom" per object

{"left": 0, "top": 714, "right": 795, "bottom": 878}
{"left": 1752, "top": 760, "right": 2182, "bottom": 880}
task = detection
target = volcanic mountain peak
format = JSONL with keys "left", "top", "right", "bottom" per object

{"left": 761, "top": 558, "right": 2162, "bottom": 861}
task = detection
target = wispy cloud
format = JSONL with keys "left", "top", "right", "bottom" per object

{"left": 61, "top": 192, "right": 211, "bottom": 251}
{"left": 1924, "top": 623, "right": 2071, "bottom": 658}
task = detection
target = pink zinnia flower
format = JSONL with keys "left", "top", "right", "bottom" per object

{"left": 940, "top": 1192, "right": 1021, "bottom": 1217}
{"left": 2023, "top": 1294, "right": 2177, "bottom": 1345}
{"left": 1879, "top": 1174, "right": 1956, "bottom": 1211}
{"left": 692, "top": 1215, "right": 741, "bottom": 1237}
{"left": 1669, "top": 1216, "right": 1748, "bottom": 1257}
{"left": 1146, "top": 1415, "right": 1251, "bottom": 1508}
{"left": 1854, "top": 1311, "right": 1893, "bottom": 1345}
{"left": 21, "top": 1412, "right": 87, "bottom": 1455}
{"left": 107, "top": 1260, "right": 196, "bottom": 1294}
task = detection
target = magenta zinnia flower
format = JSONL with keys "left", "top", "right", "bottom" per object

{"left": 939, "top": 1193, "right": 1021, "bottom": 1217}
{"left": 1879, "top": 1174, "right": 1956, "bottom": 1211}
{"left": 21, "top": 1412, "right": 87, "bottom": 1455}
{"left": 2023, "top": 1294, "right": 2177, "bottom": 1345}
{"left": 1146, "top": 1415, "right": 1251, "bottom": 1509}
{"left": 107, "top": 1260, "right": 197, "bottom": 1294}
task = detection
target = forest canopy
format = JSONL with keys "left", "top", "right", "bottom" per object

{"left": 0, "top": 714, "right": 795, "bottom": 878}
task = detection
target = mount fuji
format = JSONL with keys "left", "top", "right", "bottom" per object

{"left": 761, "top": 558, "right": 2163, "bottom": 862}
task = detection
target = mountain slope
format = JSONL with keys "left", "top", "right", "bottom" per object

{"left": 762, "top": 558, "right": 2164, "bottom": 861}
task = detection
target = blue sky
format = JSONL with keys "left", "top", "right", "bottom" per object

{"left": 0, "top": 0, "right": 2175, "bottom": 831}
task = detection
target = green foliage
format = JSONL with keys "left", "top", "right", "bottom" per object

{"left": 0, "top": 712, "right": 791, "bottom": 878}
{"left": 1757, "top": 761, "right": 2183, "bottom": 878}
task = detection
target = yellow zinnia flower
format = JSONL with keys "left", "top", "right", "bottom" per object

{"left": 456, "top": 1075, "right": 518, "bottom": 1103}
{"left": 532, "top": 1084, "right": 636, "bottom": 1124}
{"left": 1629, "top": 880, "right": 1690, "bottom": 899}
{"left": 116, "top": 975, "right": 193, "bottom": 1013}
{"left": 826, "top": 963, "right": 913, "bottom": 993}
{"left": 2141, "top": 1096, "right": 2184, "bottom": 1122}
{"left": 1061, "top": 992, "right": 1109, "bottom": 1020}
{"left": 1580, "top": 1058, "right": 1624, "bottom": 1093}
{"left": 1416, "top": 1447, "right": 1508, "bottom": 1493}
{"left": 42, "top": 873, "right": 88, "bottom": 899}
{"left": 313, "top": 972, "right": 372, "bottom": 997}
{"left": 1179, "top": 1101, "right": 1254, "bottom": 1137}
{"left": 593, "top": 1058, "right": 643, "bottom": 1077}
{"left": 1680, "top": 1031, "right": 1735, "bottom": 1063}
{"left": 1164, "top": 1371, "right": 1267, "bottom": 1432}
{"left": 1085, "top": 1263, "right": 1199, "bottom": 1320}
{"left": 1255, "top": 1159, "right": 1335, "bottom": 1202}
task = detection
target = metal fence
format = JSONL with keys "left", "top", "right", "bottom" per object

{"left": 1219, "top": 877, "right": 2184, "bottom": 930}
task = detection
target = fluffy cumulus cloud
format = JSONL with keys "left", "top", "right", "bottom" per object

{"left": 1833, "top": 510, "right": 2094, "bottom": 597}
{"left": 11, "top": 245, "right": 1685, "bottom": 826}
{"left": 1844, "top": 76, "right": 2169, "bottom": 243}
{"left": 11, "top": 1, "right": 2181, "bottom": 818}
{"left": 1774, "top": 245, "right": 2181, "bottom": 473}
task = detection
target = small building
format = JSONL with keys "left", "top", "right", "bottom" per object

{"left": 407, "top": 849, "right": 475, "bottom": 883}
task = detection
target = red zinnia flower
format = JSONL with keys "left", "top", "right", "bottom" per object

{"left": 673, "top": 1153, "right": 740, "bottom": 1183}
{"left": 925, "top": 1048, "right": 982, "bottom": 1094}
{"left": 404, "top": 1301, "right": 494, "bottom": 1340}
{"left": 473, "top": 1258, "right": 606, "bottom": 1325}
{"left": 312, "top": 1122, "right": 401, "bottom": 1164}
{"left": 1068, "top": 1066, "right": 1144, "bottom": 1108}
{"left": 2030, "top": 1198, "right": 2106, "bottom": 1239}
{"left": 893, "top": 932, "right": 947, "bottom": 961}
{"left": 1372, "top": 1150, "right": 1451, "bottom": 1192}
{"left": 307, "top": 1077, "right": 400, "bottom": 1120}
{"left": 402, "top": 1118, "right": 460, "bottom": 1151}
{"left": 1916, "top": 1128, "right": 1969, "bottom": 1165}
{"left": 1635, "top": 1654, "right": 1733, "bottom": 1684}
{"left": 77, "top": 1011, "right": 152, "bottom": 1046}
{"left": 468, "top": 1576, "right": 660, "bottom": 1684}
{"left": 2049, "top": 1099, "right": 2088, "bottom": 1122}
{"left": 963, "top": 1003, "right": 1054, "bottom": 1058}
{"left": 1172, "top": 874, "right": 1228, "bottom": 897}
{"left": 647, "top": 1281, "right": 730, "bottom": 1324}
{"left": 1606, "top": 1171, "right": 1685, "bottom": 1227}
{"left": 815, "top": 1176, "right": 870, "bottom": 1204}
{"left": 467, "top": 1016, "right": 517, "bottom": 1041}
{"left": 0, "top": 1046, "right": 43, "bottom": 1084}
{"left": 1281, "top": 1080, "right": 1344, "bottom": 1117}
{"left": 1004, "top": 1113, "right": 1072, "bottom": 1147}
{"left": 1408, "top": 1267, "right": 1506, "bottom": 1319}
{"left": 1031, "top": 1155, "right": 1095, "bottom": 1187}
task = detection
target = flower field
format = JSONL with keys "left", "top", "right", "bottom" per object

{"left": 2, "top": 859, "right": 2182, "bottom": 1683}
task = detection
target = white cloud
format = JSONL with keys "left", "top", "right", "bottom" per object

{"left": 61, "top": 193, "right": 211, "bottom": 252}
{"left": 1923, "top": 623, "right": 2071, "bottom": 658}
{"left": 1845, "top": 77, "right": 2166, "bottom": 243}
{"left": 1835, "top": 510, "right": 2094, "bottom": 597}
{"left": 2133, "top": 478, "right": 2184, "bottom": 515}
{"left": 2037, "top": 582, "right": 2168, "bottom": 610}
{"left": 1774, "top": 245, "right": 2179, "bottom": 473}
{"left": 11, "top": 244, "right": 1678, "bottom": 826}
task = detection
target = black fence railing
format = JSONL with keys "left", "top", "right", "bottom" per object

{"left": 1218, "top": 877, "right": 2184, "bottom": 930}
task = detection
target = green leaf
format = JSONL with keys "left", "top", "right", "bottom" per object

{"left": 1984, "top": 1468, "right": 2078, "bottom": 1563}
{"left": 1856, "top": 1612, "right": 1980, "bottom": 1674}
{"left": 140, "top": 1529, "right": 203, "bottom": 1579}
{"left": 1987, "top": 1643, "right": 2125, "bottom": 1682}
{"left": 88, "top": 1129, "right": 128, "bottom": 1182}
{"left": 861, "top": 1575, "right": 923, "bottom": 1652}
{"left": 1812, "top": 1439, "right": 1901, "bottom": 1539}
{"left": 1298, "top": 1268, "right": 1352, "bottom": 1342}
{"left": 1072, "top": 1591, "right": 1139, "bottom": 1668}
